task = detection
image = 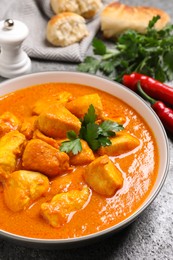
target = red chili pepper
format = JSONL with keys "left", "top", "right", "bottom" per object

{"left": 137, "top": 82, "right": 173, "bottom": 134}
{"left": 123, "top": 72, "right": 173, "bottom": 106}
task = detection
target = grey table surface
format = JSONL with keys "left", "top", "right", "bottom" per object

{"left": 0, "top": 0, "right": 173, "bottom": 259}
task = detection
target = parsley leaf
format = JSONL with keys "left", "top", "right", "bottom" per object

{"left": 78, "top": 16, "right": 173, "bottom": 82}
{"left": 82, "top": 104, "right": 97, "bottom": 125}
{"left": 80, "top": 122, "right": 100, "bottom": 150}
{"left": 97, "top": 136, "right": 112, "bottom": 147}
{"left": 99, "top": 120, "right": 124, "bottom": 136}
{"left": 148, "top": 15, "right": 160, "bottom": 30}
{"left": 78, "top": 56, "right": 100, "bottom": 74}
{"left": 66, "top": 130, "right": 78, "bottom": 140}
{"left": 60, "top": 131, "right": 82, "bottom": 155}
{"left": 92, "top": 38, "right": 107, "bottom": 55}
{"left": 99, "top": 60, "right": 116, "bottom": 77}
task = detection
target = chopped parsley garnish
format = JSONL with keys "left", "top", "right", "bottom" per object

{"left": 60, "top": 104, "right": 124, "bottom": 155}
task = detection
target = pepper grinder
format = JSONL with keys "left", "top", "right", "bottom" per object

{"left": 0, "top": 19, "right": 31, "bottom": 78}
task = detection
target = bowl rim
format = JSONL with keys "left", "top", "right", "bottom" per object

{"left": 0, "top": 71, "right": 170, "bottom": 248}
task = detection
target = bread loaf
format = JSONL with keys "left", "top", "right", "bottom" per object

{"left": 50, "top": 0, "right": 103, "bottom": 19}
{"left": 101, "top": 2, "right": 170, "bottom": 38}
{"left": 46, "top": 12, "right": 89, "bottom": 47}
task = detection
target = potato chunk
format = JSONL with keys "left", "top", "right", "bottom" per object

{"left": 0, "top": 112, "right": 21, "bottom": 138}
{"left": 40, "top": 186, "right": 90, "bottom": 228}
{"left": 22, "top": 139, "right": 69, "bottom": 177}
{"left": 97, "top": 132, "right": 140, "bottom": 156}
{"left": 37, "top": 105, "right": 81, "bottom": 138}
{"left": 66, "top": 94, "right": 103, "bottom": 119}
{"left": 0, "top": 130, "right": 26, "bottom": 181}
{"left": 4, "top": 170, "right": 49, "bottom": 212}
{"left": 69, "top": 140, "right": 95, "bottom": 165}
{"left": 83, "top": 155, "right": 123, "bottom": 196}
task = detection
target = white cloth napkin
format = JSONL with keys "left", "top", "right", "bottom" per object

{"left": 2, "top": 0, "right": 101, "bottom": 62}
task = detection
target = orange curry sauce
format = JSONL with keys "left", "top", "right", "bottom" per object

{"left": 0, "top": 83, "right": 159, "bottom": 239}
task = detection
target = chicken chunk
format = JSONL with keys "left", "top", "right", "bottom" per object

{"left": 33, "top": 129, "right": 59, "bottom": 149}
{"left": 40, "top": 186, "right": 90, "bottom": 228}
{"left": 22, "top": 139, "right": 70, "bottom": 177}
{"left": 97, "top": 132, "right": 140, "bottom": 156}
{"left": 32, "top": 92, "right": 73, "bottom": 115}
{"left": 4, "top": 170, "right": 49, "bottom": 212}
{"left": 0, "top": 130, "right": 26, "bottom": 182}
{"left": 0, "top": 112, "right": 21, "bottom": 138}
{"left": 37, "top": 105, "right": 81, "bottom": 139}
{"left": 49, "top": 168, "right": 85, "bottom": 195}
{"left": 20, "top": 116, "right": 37, "bottom": 140}
{"left": 65, "top": 93, "right": 104, "bottom": 119}
{"left": 69, "top": 140, "right": 95, "bottom": 165}
{"left": 83, "top": 155, "right": 123, "bottom": 196}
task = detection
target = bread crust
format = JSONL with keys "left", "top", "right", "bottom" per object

{"left": 101, "top": 2, "right": 171, "bottom": 38}
{"left": 46, "top": 12, "right": 89, "bottom": 47}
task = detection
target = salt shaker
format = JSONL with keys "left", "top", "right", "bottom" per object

{"left": 0, "top": 19, "right": 31, "bottom": 78}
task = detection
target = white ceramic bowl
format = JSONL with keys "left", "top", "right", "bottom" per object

{"left": 0, "top": 71, "right": 169, "bottom": 249}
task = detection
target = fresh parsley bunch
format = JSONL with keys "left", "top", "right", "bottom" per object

{"left": 78, "top": 16, "right": 173, "bottom": 83}
{"left": 60, "top": 104, "right": 124, "bottom": 155}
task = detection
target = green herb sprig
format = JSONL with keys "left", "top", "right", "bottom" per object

{"left": 60, "top": 131, "right": 82, "bottom": 155}
{"left": 60, "top": 104, "right": 124, "bottom": 155}
{"left": 78, "top": 16, "right": 173, "bottom": 83}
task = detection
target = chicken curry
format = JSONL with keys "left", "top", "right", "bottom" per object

{"left": 0, "top": 82, "right": 159, "bottom": 239}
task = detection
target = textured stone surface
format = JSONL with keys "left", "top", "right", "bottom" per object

{"left": 0, "top": 0, "right": 173, "bottom": 259}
